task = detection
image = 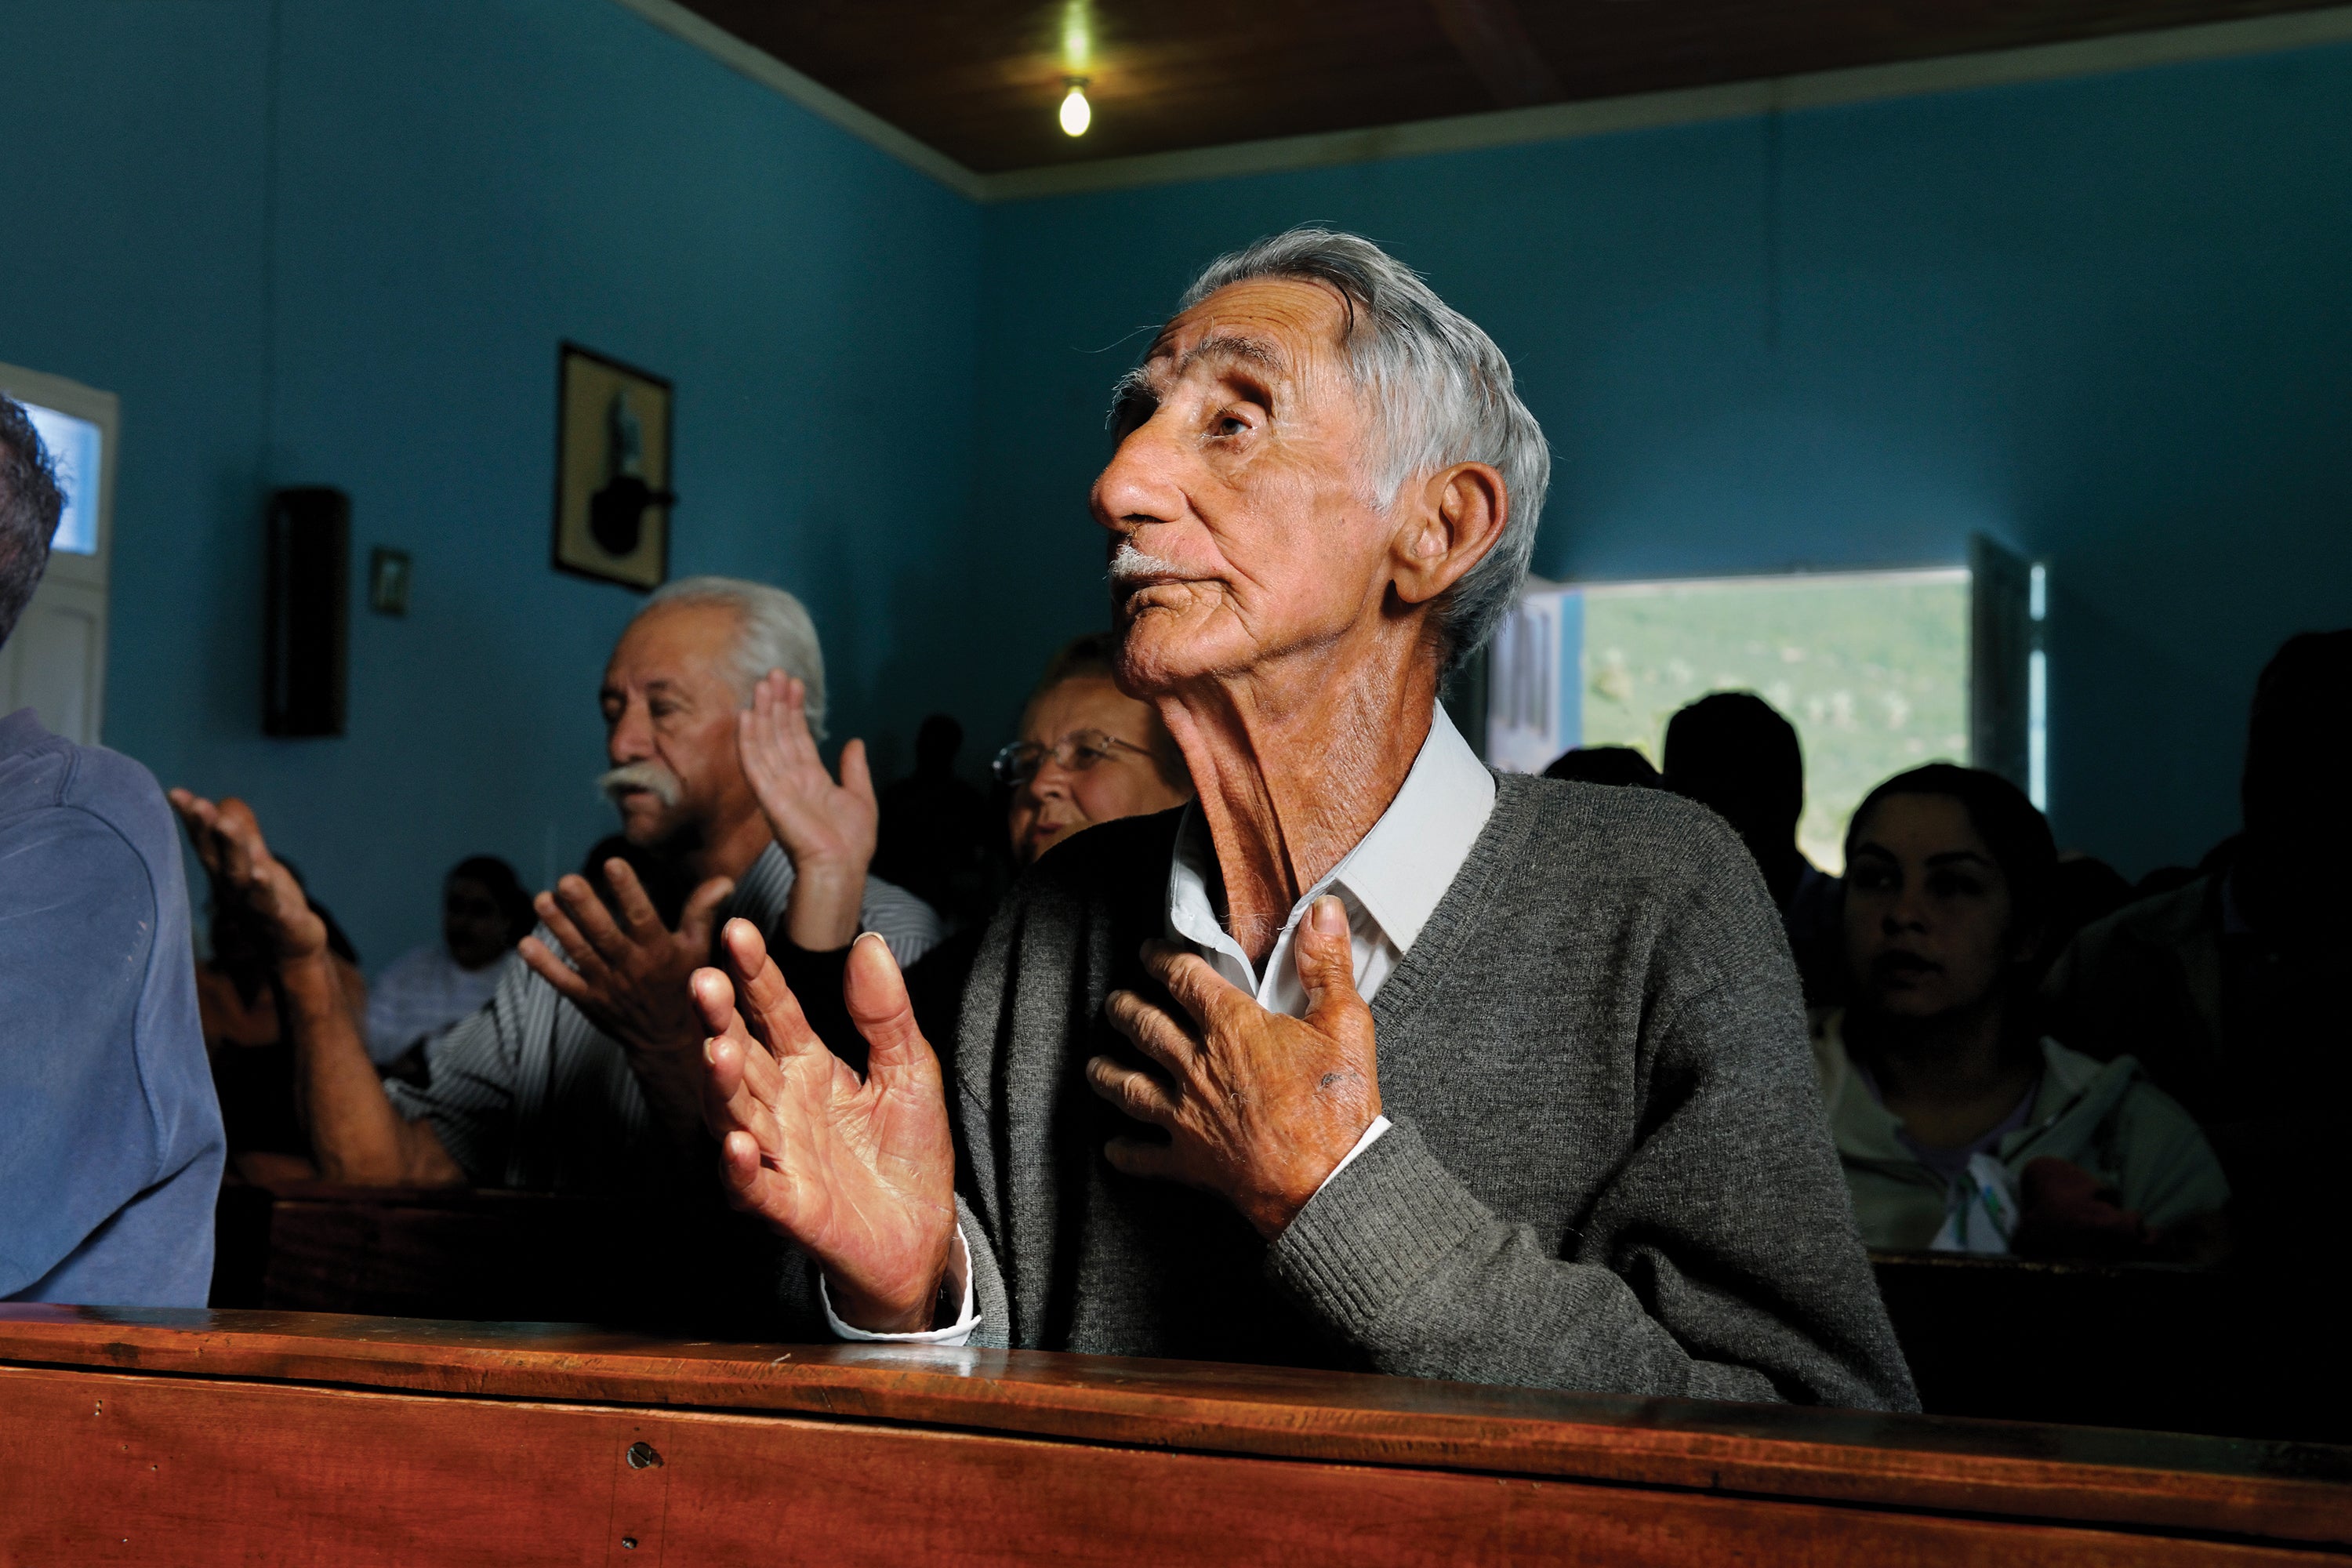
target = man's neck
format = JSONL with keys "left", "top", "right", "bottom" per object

{"left": 1156, "top": 637, "right": 1437, "bottom": 970}
{"left": 684, "top": 804, "right": 774, "bottom": 888}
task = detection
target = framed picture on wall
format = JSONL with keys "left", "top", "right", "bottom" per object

{"left": 551, "top": 343, "right": 674, "bottom": 591}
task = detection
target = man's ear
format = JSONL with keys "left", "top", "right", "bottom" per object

{"left": 1390, "top": 462, "right": 1509, "bottom": 608}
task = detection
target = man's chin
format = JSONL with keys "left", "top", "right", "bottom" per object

{"left": 613, "top": 800, "right": 685, "bottom": 850}
{"left": 1116, "top": 610, "right": 1241, "bottom": 692}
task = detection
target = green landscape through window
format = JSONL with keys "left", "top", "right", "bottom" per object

{"left": 1489, "top": 569, "right": 1971, "bottom": 873}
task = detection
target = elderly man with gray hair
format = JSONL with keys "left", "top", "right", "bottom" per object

{"left": 175, "top": 576, "right": 938, "bottom": 1197}
{"left": 695, "top": 230, "right": 1915, "bottom": 1407}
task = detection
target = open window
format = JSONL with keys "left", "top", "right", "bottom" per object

{"left": 1486, "top": 544, "right": 2042, "bottom": 871}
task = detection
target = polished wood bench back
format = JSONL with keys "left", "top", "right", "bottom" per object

{"left": 2, "top": 1306, "right": 2347, "bottom": 1566}
{"left": 211, "top": 1182, "right": 2352, "bottom": 1442}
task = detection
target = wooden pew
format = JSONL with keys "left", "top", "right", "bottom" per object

{"left": 1874, "top": 1252, "right": 2352, "bottom": 1443}
{"left": 209, "top": 1179, "right": 637, "bottom": 1319}
{"left": 209, "top": 1179, "right": 790, "bottom": 1335}
{"left": 4, "top": 1305, "right": 2349, "bottom": 1565}
{"left": 210, "top": 1184, "right": 2352, "bottom": 1443}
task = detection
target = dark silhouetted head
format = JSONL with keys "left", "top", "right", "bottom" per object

{"left": 1663, "top": 691, "right": 1804, "bottom": 860}
{"left": 0, "top": 396, "right": 65, "bottom": 649}
{"left": 914, "top": 713, "right": 963, "bottom": 776}
{"left": 2234, "top": 630, "right": 2352, "bottom": 936}
{"left": 1543, "top": 746, "right": 1661, "bottom": 789}
{"left": 445, "top": 855, "right": 533, "bottom": 969}
{"left": 2048, "top": 854, "right": 2133, "bottom": 958}
{"left": 2242, "top": 631, "right": 2352, "bottom": 855}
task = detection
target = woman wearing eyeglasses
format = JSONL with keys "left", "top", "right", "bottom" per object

{"left": 739, "top": 633, "right": 1193, "bottom": 1068}
{"left": 997, "top": 633, "right": 1194, "bottom": 868}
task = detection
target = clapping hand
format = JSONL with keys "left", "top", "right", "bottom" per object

{"left": 169, "top": 790, "right": 328, "bottom": 963}
{"left": 739, "top": 670, "right": 875, "bottom": 951}
{"left": 521, "top": 857, "right": 735, "bottom": 1138}
{"left": 694, "top": 918, "right": 958, "bottom": 1332}
{"left": 1087, "top": 895, "right": 1382, "bottom": 1238}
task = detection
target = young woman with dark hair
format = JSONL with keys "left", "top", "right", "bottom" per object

{"left": 1812, "top": 764, "right": 2229, "bottom": 1261}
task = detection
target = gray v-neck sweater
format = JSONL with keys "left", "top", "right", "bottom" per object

{"left": 949, "top": 772, "right": 1918, "bottom": 1410}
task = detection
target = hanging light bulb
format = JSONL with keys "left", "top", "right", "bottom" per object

{"left": 1059, "top": 77, "right": 1092, "bottom": 137}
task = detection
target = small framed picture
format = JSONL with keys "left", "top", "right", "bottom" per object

{"left": 551, "top": 343, "right": 674, "bottom": 591}
{"left": 368, "top": 547, "right": 412, "bottom": 615}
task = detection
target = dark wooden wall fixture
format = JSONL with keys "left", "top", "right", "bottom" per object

{"left": 4, "top": 1301, "right": 2350, "bottom": 1566}
{"left": 673, "top": 0, "right": 2344, "bottom": 172}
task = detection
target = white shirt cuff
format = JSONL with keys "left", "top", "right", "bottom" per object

{"left": 822, "top": 1224, "right": 980, "bottom": 1345}
{"left": 1312, "top": 1114, "right": 1392, "bottom": 1200}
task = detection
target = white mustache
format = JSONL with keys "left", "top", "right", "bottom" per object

{"left": 1108, "top": 543, "right": 1185, "bottom": 587}
{"left": 597, "top": 762, "right": 682, "bottom": 808}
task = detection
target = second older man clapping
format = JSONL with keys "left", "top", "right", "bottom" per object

{"left": 175, "top": 577, "right": 939, "bottom": 1197}
{"left": 697, "top": 230, "right": 1916, "bottom": 1408}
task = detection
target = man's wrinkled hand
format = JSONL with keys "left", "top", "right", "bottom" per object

{"left": 169, "top": 789, "right": 329, "bottom": 963}
{"left": 1087, "top": 895, "right": 1381, "bottom": 1239}
{"left": 739, "top": 670, "right": 875, "bottom": 951}
{"left": 695, "top": 919, "right": 957, "bottom": 1332}
{"left": 520, "top": 857, "right": 733, "bottom": 1135}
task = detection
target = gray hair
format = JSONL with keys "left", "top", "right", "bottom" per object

{"left": 1159, "top": 227, "right": 1549, "bottom": 673}
{"left": 641, "top": 575, "right": 828, "bottom": 739}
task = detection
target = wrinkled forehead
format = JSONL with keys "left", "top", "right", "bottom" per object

{"left": 603, "top": 601, "right": 740, "bottom": 694}
{"left": 1142, "top": 276, "right": 1355, "bottom": 387}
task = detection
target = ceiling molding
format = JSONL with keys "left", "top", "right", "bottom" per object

{"left": 982, "top": 5, "right": 2352, "bottom": 201}
{"left": 610, "top": 0, "right": 2352, "bottom": 206}
{"left": 604, "top": 0, "right": 987, "bottom": 200}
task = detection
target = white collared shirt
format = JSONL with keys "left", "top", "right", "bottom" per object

{"left": 829, "top": 705, "right": 1496, "bottom": 1345}
{"left": 1163, "top": 703, "right": 1496, "bottom": 1014}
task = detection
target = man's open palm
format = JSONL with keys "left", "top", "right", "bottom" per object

{"left": 169, "top": 790, "right": 328, "bottom": 962}
{"left": 695, "top": 918, "right": 956, "bottom": 1333}
{"left": 739, "top": 671, "right": 877, "bottom": 874}
{"left": 520, "top": 858, "right": 733, "bottom": 1138}
{"left": 739, "top": 671, "right": 877, "bottom": 952}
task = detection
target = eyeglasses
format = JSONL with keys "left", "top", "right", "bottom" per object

{"left": 992, "top": 729, "right": 1156, "bottom": 788}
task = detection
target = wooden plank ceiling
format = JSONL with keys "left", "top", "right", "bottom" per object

{"left": 675, "top": 2, "right": 2338, "bottom": 173}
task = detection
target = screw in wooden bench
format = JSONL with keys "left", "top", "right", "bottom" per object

{"left": 622, "top": 1537, "right": 637, "bottom": 1550}
{"left": 626, "top": 1441, "right": 662, "bottom": 1469}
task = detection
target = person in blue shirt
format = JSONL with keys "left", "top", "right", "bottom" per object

{"left": 0, "top": 394, "right": 222, "bottom": 1306}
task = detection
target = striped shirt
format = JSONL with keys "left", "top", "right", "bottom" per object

{"left": 385, "top": 843, "right": 941, "bottom": 1192}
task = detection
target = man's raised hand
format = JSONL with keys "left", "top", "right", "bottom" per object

{"left": 739, "top": 670, "right": 876, "bottom": 951}
{"left": 695, "top": 918, "right": 957, "bottom": 1333}
{"left": 1087, "top": 895, "right": 1382, "bottom": 1239}
{"left": 169, "top": 790, "right": 328, "bottom": 962}
{"left": 520, "top": 857, "right": 735, "bottom": 1136}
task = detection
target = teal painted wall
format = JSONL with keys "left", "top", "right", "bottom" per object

{"left": 2, "top": 0, "right": 981, "bottom": 964}
{"left": 6, "top": 7, "right": 2348, "bottom": 965}
{"left": 974, "top": 43, "right": 2352, "bottom": 877}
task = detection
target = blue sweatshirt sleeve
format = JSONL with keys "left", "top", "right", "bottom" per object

{"left": 0, "top": 800, "right": 223, "bottom": 1305}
